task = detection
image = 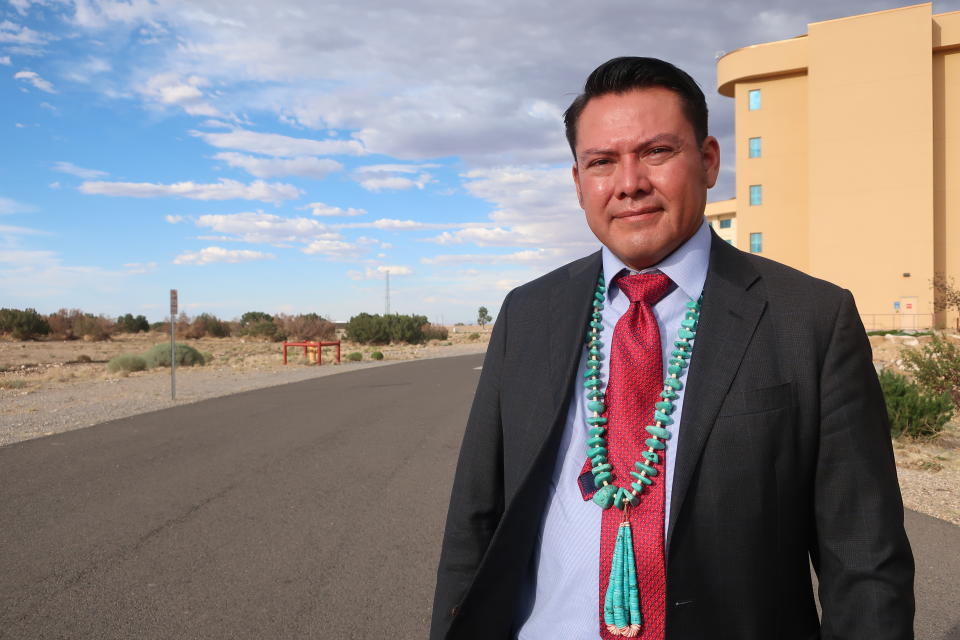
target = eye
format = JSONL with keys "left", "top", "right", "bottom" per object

{"left": 587, "top": 158, "right": 612, "bottom": 168}
{"left": 643, "top": 146, "right": 677, "bottom": 166}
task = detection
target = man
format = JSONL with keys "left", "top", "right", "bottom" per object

{"left": 432, "top": 57, "right": 914, "bottom": 640}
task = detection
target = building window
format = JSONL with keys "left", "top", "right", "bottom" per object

{"left": 748, "top": 89, "right": 761, "bottom": 111}
{"left": 748, "top": 137, "right": 762, "bottom": 158}
{"left": 749, "top": 185, "right": 763, "bottom": 206}
{"left": 750, "top": 232, "right": 763, "bottom": 253}
{"left": 725, "top": 239, "right": 733, "bottom": 245}
{"left": 719, "top": 219, "right": 732, "bottom": 229}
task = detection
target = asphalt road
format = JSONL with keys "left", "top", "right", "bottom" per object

{"left": 1, "top": 353, "right": 957, "bottom": 639}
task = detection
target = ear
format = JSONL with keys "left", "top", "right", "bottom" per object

{"left": 701, "top": 136, "right": 720, "bottom": 189}
{"left": 572, "top": 163, "right": 584, "bottom": 208}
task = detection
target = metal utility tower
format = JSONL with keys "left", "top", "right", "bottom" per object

{"left": 385, "top": 269, "right": 391, "bottom": 315}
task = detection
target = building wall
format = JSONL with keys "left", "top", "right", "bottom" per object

{"left": 704, "top": 198, "right": 737, "bottom": 246}
{"left": 713, "top": 3, "right": 960, "bottom": 330}
{"left": 734, "top": 73, "right": 808, "bottom": 272}
{"left": 807, "top": 4, "right": 934, "bottom": 328}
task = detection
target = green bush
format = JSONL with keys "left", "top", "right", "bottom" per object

{"left": 468, "top": 332, "right": 480, "bottom": 341}
{"left": 240, "top": 311, "right": 273, "bottom": 326}
{"left": 370, "top": 351, "right": 384, "bottom": 360}
{"left": 143, "top": 343, "right": 206, "bottom": 368}
{"left": 900, "top": 335, "right": 960, "bottom": 409}
{"left": 186, "top": 313, "right": 231, "bottom": 339}
{"left": 0, "top": 308, "right": 51, "bottom": 340}
{"left": 239, "top": 319, "right": 286, "bottom": 341}
{"left": 879, "top": 369, "right": 954, "bottom": 439}
{"left": 116, "top": 313, "right": 150, "bottom": 333}
{"left": 72, "top": 313, "right": 113, "bottom": 341}
{"left": 422, "top": 323, "right": 449, "bottom": 341}
{"left": 201, "top": 351, "right": 214, "bottom": 364}
{"left": 346, "top": 313, "right": 428, "bottom": 344}
{"left": 107, "top": 354, "right": 148, "bottom": 373}
{"left": 345, "top": 351, "right": 363, "bottom": 361}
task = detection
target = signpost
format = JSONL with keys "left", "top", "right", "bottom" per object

{"left": 170, "top": 289, "right": 177, "bottom": 401}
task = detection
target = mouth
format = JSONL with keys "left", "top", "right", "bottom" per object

{"left": 612, "top": 206, "right": 663, "bottom": 220}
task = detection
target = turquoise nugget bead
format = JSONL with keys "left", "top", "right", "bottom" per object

{"left": 631, "top": 482, "right": 649, "bottom": 493}
{"left": 667, "top": 364, "right": 682, "bottom": 375}
{"left": 674, "top": 339, "right": 690, "bottom": 348}
{"left": 678, "top": 328, "right": 696, "bottom": 339}
{"left": 592, "top": 311, "right": 602, "bottom": 320}
{"left": 655, "top": 401, "right": 674, "bottom": 413}
{"left": 685, "top": 300, "right": 700, "bottom": 310}
{"left": 586, "top": 416, "right": 608, "bottom": 425}
{"left": 669, "top": 358, "right": 687, "bottom": 368}
{"left": 592, "top": 301, "right": 603, "bottom": 310}
{"left": 589, "top": 348, "right": 602, "bottom": 358}
{"left": 592, "top": 454, "right": 608, "bottom": 465}
{"left": 588, "top": 426, "right": 606, "bottom": 436}
{"left": 664, "top": 378, "right": 683, "bottom": 390}
{"left": 590, "top": 321, "right": 603, "bottom": 329}
{"left": 587, "top": 389, "right": 603, "bottom": 399}
{"left": 653, "top": 411, "right": 673, "bottom": 425}
{"left": 584, "top": 379, "right": 601, "bottom": 388}
{"left": 586, "top": 436, "right": 606, "bottom": 448}
{"left": 593, "top": 471, "right": 613, "bottom": 487}
{"left": 671, "top": 349, "right": 690, "bottom": 359}
{"left": 587, "top": 446, "right": 608, "bottom": 458}
{"left": 660, "top": 388, "right": 678, "bottom": 399}
{"left": 590, "top": 340, "right": 604, "bottom": 349}
{"left": 646, "top": 425, "right": 671, "bottom": 439}
{"left": 645, "top": 438, "right": 666, "bottom": 450}
{"left": 587, "top": 401, "right": 605, "bottom": 413}
{"left": 615, "top": 487, "right": 639, "bottom": 508}
{"left": 592, "top": 463, "right": 612, "bottom": 475}
{"left": 594, "top": 292, "right": 604, "bottom": 302}
{"left": 633, "top": 462, "right": 658, "bottom": 476}
{"left": 593, "top": 483, "right": 616, "bottom": 508}
{"left": 583, "top": 367, "right": 599, "bottom": 377}
{"left": 642, "top": 451, "right": 660, "bottom": 464}
{"left": 681, "top": 318, "right": 697, "bottom": 329}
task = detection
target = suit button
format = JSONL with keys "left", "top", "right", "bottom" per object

{"left": 450, "top": 605, "right": 460, "bottom": 617}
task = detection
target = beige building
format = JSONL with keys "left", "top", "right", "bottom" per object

{"left": 713, "top": 3, "right": 960, "bottom": 331}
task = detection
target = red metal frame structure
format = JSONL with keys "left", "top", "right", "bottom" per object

{"left": 282, "top": 341, "right": 341, "bottom": 365}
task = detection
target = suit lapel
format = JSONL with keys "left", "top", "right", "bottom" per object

{"left": 666, "top": 234, "right": 766, "bottom": 549}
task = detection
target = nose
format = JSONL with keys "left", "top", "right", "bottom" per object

{"left": 615, "top": 155, "right": 652, "bottom": 199}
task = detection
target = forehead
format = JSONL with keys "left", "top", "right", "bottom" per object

{"left": 575, "top": 87, "right": 693, "bottom": 149}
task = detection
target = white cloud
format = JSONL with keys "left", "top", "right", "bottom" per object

{"left": 165, "top": 214, "right": 184, "bottom": 223}
{"left": 422, "top": 248, "right": 565, "bottom": 266}
{"left": 0, "top": 56, "right": 11, "bottom": 66}
{"left": 347, "top": 264, "right": 413, "bottom": 280}
{"left": 353, "top": 163, "right": 436, "bottom": 192}
{"left": 174, "top": 246, "right": 275, "bottom": 265}
{"left": 195, "top": 210, "right": 336, "bottom": 244}
{"left": 213, "top": 152, "right": 342, "bottom": 179}
{"left": 192, "top": 128, "right": 364, "bottom": 157}
{"left": 79, "top": 178, "right": 302, "bottom": 204}
{"left": 14, "top": 70, "right": 56, "bottom": 93}
{"left": 0, "top": 20, "right": 49, "bottom": 46}
{"left": 0, "top": 196, "right": 36, "bottom": 214}
{"left": 140, "top": 72, "right": 222, "bottom": 117}
{"left": 306, "top": 202, "right": 366, "bottom": 217}
{"left": 48, "top": 181, "right": 61, "bottom": 189}
{"left": 0, "top": 249, "right": 128, "bottom": 299}
{"left": 52, "top": 160, "right": 108, "bottom": 179}
{"left": 302, "top": 239, "right": 362, "bottom": 258}
{"left": 334, "top": 218, "right": 468, "bottom": 231}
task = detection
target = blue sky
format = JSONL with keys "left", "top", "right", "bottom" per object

{"left": 3, "top": 0, "right": 957, "bottom": 323}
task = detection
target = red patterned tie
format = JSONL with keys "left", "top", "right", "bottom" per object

{"left": 598, "top": 272, "right": 672, "bottom": 640}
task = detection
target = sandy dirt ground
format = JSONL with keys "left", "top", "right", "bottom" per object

{"left": 2, "top": 329, "right": 958, "bottom": 525}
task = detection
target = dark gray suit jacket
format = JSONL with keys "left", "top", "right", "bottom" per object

{"left": 431, "top": 233, "right": 914, "bottom": 639}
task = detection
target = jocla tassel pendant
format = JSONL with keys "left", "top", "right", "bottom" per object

{"left": 603, "top": 515, "right": 642, "bottom": 637}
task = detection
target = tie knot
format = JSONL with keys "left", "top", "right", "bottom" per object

{"left": 615, "top": 272, "right": 673, "bottom": 305}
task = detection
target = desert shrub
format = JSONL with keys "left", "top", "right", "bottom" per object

{"left": 468, "top": 332, "right": 480, "bottom": 341}
{"left": 346, "top": 313, "right": 428, "bottom": 345}
{"left": 240, "top": 319, "right": 286, "bottom": 341}
{"left": 275, "top": 313, "right": 336, "bottom": 341}
{"left": 201, "top": 351, "right": 214, "bottom": 364}
{"left": 370, "top": 351, "right": 384, "bottom": 360}
{"left": 0, "top": 308, "right": 51, "bottom": 340}
{"left": 143, "top": 342, "right": 206, "bottom": 368}
{"left": 422, "top": 323, "right": 449, "bottom": 341}
{"left": 73, "top": 314, "right": 113, "bottom": 341}
{"left": 900, "top": 335, "right": 960, "bottom": 409}
{"left": 345, "top": 351, "right": 363, "bottom": 361}
{"left": 240, "top": 311, "right": 273, "bottom": 326}
{"left": 0, "top": 378, "right": 28, "bottom": 390}
{"left": 116, "top": 313, "right": 150, "bottom": 333}
{"left": 150, "top": 322, "right": 167, "bottom": 332}
{"left": 76, "top": 354, "right": 93, "bottom": 363}
{"left": 107, "top": 353, "right": 148, "bottom": 373}
{"left": 185, "top": 313, "right": 231, "bottom": 339}
{"left": 879, "top": 369, "right": 954, "bottom": 439}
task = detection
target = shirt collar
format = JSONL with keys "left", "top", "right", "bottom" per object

{"left": 601, "top": 217, "right": 712, "bottom": 302}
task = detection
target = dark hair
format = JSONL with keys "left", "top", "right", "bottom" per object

{"left": 563, "top": 56, "right": 709, "bottom": 160}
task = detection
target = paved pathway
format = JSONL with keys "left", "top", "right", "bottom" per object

{"left": 1, "top": 354, "right": 957, "bottom": 639}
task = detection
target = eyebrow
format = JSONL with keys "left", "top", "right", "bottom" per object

{"left": 577, "top": 133, "right": 684, "bottom": 161}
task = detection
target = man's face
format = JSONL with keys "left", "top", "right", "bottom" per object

{"left": 572, "top": 87, "right": 720, "bottom": 270}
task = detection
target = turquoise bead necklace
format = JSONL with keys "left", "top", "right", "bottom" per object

{"left": 584, "top": 270, "right": 701, "bottom": 637}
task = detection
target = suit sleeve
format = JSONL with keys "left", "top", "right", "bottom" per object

{"left": 430, "top": 290, "right": 512, "bottom": 640}
{"left": 813, "top": 290, "right": 915, "bottom": 639}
